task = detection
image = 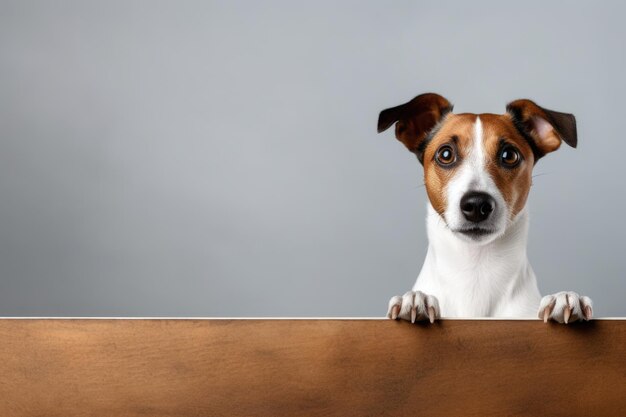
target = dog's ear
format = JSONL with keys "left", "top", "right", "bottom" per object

{"left": 377, "top": 93, "right": 453, "bottom": 163}
{"left": 506, "top": 99, "right": 577, "bottom": 158}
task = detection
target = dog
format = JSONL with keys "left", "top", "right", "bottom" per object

{"left": 378, "top": 93, "right": 593, "bottom": 324}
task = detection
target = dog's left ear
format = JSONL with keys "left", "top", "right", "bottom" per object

{"left": 378, "top": 93, "right": 453, "bottom": 163}
{"left": 506, "top": 99, "right": 577, "bottom": 157}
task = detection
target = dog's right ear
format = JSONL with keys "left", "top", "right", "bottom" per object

{"left": 377, "top": 93, "right": 453, "bottom": 163}
{"left": 506, "top": 99, "right": 577, "bottom": 158}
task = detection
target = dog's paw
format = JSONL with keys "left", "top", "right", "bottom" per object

{"left": 387, "top": 291, "right": 440, "bottom": 323}
{"left": 538, "top": 291, "right": 593, "bottom": 324}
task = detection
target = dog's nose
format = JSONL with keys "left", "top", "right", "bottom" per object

{"left": 460, "top": 192, "right": 495, "bottom": 223}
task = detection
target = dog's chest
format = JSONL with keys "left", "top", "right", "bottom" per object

{"left": 417, "top": 258, "right": 521, "bottom": 316}
{"left": 414, "top": 213, "right": 535, "bottom": 317}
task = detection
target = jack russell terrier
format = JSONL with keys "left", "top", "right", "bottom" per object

{"left": 378, "top": 93, "right": 593, "bottom": 324}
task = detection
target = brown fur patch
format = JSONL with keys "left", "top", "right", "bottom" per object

{"left": 481, "top": 114, "right": 534, "bottom": 217}
{"left": 422, "top": 114, "right": 476, "bottom": 215}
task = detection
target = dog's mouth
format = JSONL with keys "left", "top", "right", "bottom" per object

{"left": 454, "top": 227, "right": 495, "bottom": 239}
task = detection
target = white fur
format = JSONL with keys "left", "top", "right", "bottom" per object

{"left": 413, "top": 204, "right": 540, "bottom": 317}
{"left": 387, "top": 116, "right": 593, "bottom": 322}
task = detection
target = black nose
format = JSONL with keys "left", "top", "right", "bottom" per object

{"left": 460, "top": 192, "right": 495, "bottom": 223}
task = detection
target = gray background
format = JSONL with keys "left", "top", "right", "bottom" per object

{"left": 0, "top": 1, "right": 623, "bottom": 317}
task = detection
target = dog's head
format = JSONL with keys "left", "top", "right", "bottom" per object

{"left": 378, "top": 93, "right": 577, "bottom": 244}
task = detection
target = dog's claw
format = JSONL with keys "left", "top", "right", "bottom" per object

{"left": 427, "top": 306, "right": 435, "bottom": 324}
{"left": 539, "top": 296, "right": 555, "bottom": 323}
{"left": 563, "top": 305, "right": 572, "bottom": 324}
{"left": 410, "top": 307, "right": 417, "bottom": 323}
{"left": 583, "top": 305, "right": 593, "bottom": 321}
{"left": 391, "top": 304, "right": 400, "bottom": 320}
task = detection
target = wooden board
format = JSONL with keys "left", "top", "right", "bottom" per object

{"left": 0, "top": 319, "right": 624, "bottom": 416}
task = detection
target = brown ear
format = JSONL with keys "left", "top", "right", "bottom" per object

{"left": 506, "top": 99, "right": 577, "bottom": 158}
{"left": 377, "top": 93, "right": 453, "bottom": 163}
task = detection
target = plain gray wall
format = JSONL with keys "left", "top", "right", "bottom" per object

{"left": 0, "top": 1, "right": 623, "bottom": 316}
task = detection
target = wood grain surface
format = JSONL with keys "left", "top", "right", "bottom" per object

{"left": 0, "top": 319, "right": 624, "bottom": 416}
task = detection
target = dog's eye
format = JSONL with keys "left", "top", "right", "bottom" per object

{"left": 500, "top": 146, "right": 521, "bottom": 167}
{"left": 436, "top": 145, "right": 456, "bottom": 166}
